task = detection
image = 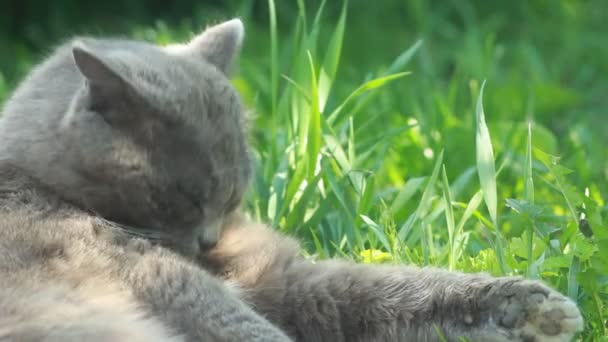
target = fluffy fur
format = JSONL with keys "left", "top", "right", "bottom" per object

{"left": 0, "top": 18, "right": 583, "bottom": 342}
{"left": 0, "top": 19, "right": 288, "bottom": 342}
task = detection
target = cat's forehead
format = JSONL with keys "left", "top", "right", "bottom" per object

{"left": 112, "top": 44, "right": 208, "bottom": 89}
{"left": 105, "top": 41, "right": 231, "bottom": 118}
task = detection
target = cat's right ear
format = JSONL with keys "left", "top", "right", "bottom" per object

{"left": 72, "top": 42, "right": 130, "bottom": 105}
{"left": 165, "top": 19, "right": 244, "bottom": 74}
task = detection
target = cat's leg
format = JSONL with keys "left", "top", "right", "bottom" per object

{"left": 275, "top": 261, "right": 582, "bottom": 342}
{"left": 0, "top": 279, "right": 181, "bottom": 342}
{"left": 117, "top": 242, "right": 292, "bottom": 342}
{"left": 202, "top": 217, "right": 583, "bottom": 342}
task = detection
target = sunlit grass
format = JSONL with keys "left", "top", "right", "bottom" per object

{"left": 236, "top": 3, "right": 606, "bottom": 340}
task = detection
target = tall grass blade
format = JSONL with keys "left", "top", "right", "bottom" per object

{"left": 318, "top": 0, "right": 347, "bottom": 112}
{"left": 524, "top": 122, "right": 536, "bottom": 278}
{"left": 524, "top": 122, "right": 534, "bottom": 203}
{"left": 386, "top": 39, "right": 423, "bottom": 75}
{"left": 442, "top": 165, "right": 456, "bottom": 270}
{"left": 475, "top": 81, "right": 498, "bottom": 224}
{"left": 306, "top": 51, "right": 322, "bottom": 180}
{"left": 474, "top": 80, "right": 506, "bottom": 274}
{"left": 328, "top": 72, "right": 411, "bottom": 124}
{"left": 267, "top": 0, "right": 278, "bottom": 117}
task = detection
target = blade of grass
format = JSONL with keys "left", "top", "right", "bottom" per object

{"left": 341, "top": 40, "right": 422, "bottom": 125}
{"left": 474, "top": 80, "right": 507, "bottom": 274}
{"left": 360, "top": 215, "right": 391, "bottom": 252}
{"left": 347, "top": 116, "right": 355, "bottom": 166}
{"left": 285, "top": 172, "right": 323, "bottom": 228}
{"left": 281, "top": 74, "right": 311, "bottom": 102}
{"left": 267, "top": 0, "right": 278, "bottom": 118}
{"left": 357, "top": 173, "right": 375, "bottom": 211}
{"left": 453, "top": 190, "right": 484, "bottom": 261}
{"left": 274, "top": 153, "right": 308, "bottom": 227}
{"left": 318, "top": 0, "right": 347, "bottom": 112}
{"left": 524, "top": 122, "right": 535, "bottom": 203}
{"left": 295, "top": 0, "right": 307, "bottom": 33}
{"left": 442, "top": 165, "right": 456, "bottom": 271}
{"left": 306, "top": 51, "right": 322, "bottom": 180}
{"left": 306, "top": 0, "right": 327, "bottom": 58}
{"left": 385, "top": 39, "right": 423, "bottom": 75}
{"left": 524, "top": 122, "right": 536, "bottom": 278}
{"left": 415, "top": 151, "right": 445, "bottom": 220}
{"left": 399, "top": 150, "right": 444, "bottom": 264}
{"left": 390, "top": 177, "right": 426, "bottom": 215}
{"left": 327, "top": 72, "right": 411, "bottom": 124}
{"left": 475, "top": 81, "right": 498, "bottom": 225}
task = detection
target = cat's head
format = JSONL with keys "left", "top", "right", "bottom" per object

{"left": 61, "top": 19, "right": 251, "bottom": 256}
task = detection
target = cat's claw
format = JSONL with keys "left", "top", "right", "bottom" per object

{"left": 485, "top": 279, "right": 584, "bottom": 342}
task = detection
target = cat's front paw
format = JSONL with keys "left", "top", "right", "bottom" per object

{"left": 480, "top": 279, "right": 583, "bottom": 342}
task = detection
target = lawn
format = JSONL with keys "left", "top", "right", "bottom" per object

{"left": 1, "top": 0, "right": 606, "bottom": 339}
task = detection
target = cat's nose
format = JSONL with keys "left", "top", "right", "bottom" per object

{"left": 196, "top": 219, "right": 223, "bottom": 252}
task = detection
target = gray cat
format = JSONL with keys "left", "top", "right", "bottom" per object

{"left": 0, "top": 18, "right": 583, "bottom": 342}
{"left": 0, "top": 19, "right": 287, "bottom": 342}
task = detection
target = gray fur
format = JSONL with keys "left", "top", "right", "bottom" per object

{"left": 0, "top": 18, "right": 582, "bottom": 342}
{"left": 0, "top": 19, "right": 251, "bottom": 255}
{"left": 0, "top": 19, "right": 288, "bottom": 342}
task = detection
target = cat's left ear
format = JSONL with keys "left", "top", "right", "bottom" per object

{"left": 182, "top": 18, "right": 244, "bottom": 74}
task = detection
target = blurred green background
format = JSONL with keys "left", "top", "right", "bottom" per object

{"left": 1, "top": 0, "right": 607, "bottom": 339}
{"left": 0, "top": 0, "right": 606, "bottom": 186}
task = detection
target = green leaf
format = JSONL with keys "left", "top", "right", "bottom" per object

{"left": 523, "top": 122, "right": 536, "bottom": 278}
{"left": 385, "top": 39, "right": 423, "bottom": 75}
{"left": 285, "top": 172, "right": 323, "bottom": 229}
{"left": 475, "top": 80, "right": 498, "bottom": 226}
{"left": 360, "top": 215, "right": 391, "bottom": 252}
{"left": 542, "top": 255, "right": 572, "bottom": 270}
{"left": 523, "top": 122, "right": 534, "bottom": 203}
{"left": 276, "top": 158, "right": 308, "bottom": 225}
{"left": 267, "top": 0, "right": 278, "bottom": 117}
{"left": 318, "top": 0, "right": 347, "bottom": 112}
{"left": 306, "top": 51, "right": 322, "bottom": 181}
{"left": 398, "top": 150, "right": 444, "bottom": 258}
{"left": 474, "top": 81, "right": 506, "bottom": 274}
{"left": 417, "top": 150, "right": 444, "bottom": 219}
{"left": 452, "top": 190, "right": 484, "bottom": 262}
{"left": 570, "top": 234, "right": 597, "bottom": 261}
{"left": 505, "top": 199, "right": 544, "bottom": 218}
{"left": 327, "top": 72, "right": 411, "bottom": 124}
{"left": 441, "top": 165, "right": 457, "bottom": 270}
{"left": 323, "top": 134, "right": 351, "bottom": 173}
{"left": 390, "top": 177, "right": 426, "bottom": 214}
{"left": 534, "top": 148, "right": 582, "bottom": 222}
{"left": 358, "top": 175, "right": 375, "bottom": 217}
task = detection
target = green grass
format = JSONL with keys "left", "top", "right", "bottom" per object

{"left": 1, "top": 0, "right": 606, "bottom": 339}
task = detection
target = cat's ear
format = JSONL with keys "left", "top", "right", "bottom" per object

{"left": 187, "top": 18, "right": 244, "bottom": 73}
{"left": 72, "top": 42, "right": 130, "bottom": 94}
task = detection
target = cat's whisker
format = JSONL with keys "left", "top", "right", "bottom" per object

{"left": 95, "top": 217, "right": 166, "bottom": 241}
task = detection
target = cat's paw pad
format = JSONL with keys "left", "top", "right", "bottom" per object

{"left": 491, "top": 280, "right": 583, "bottom": 342}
